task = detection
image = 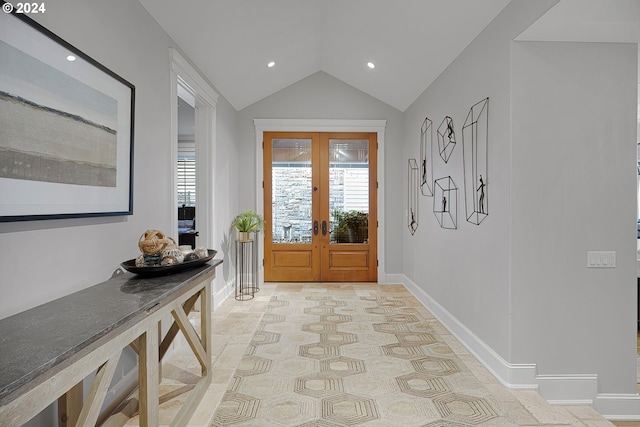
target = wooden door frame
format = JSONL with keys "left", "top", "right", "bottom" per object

{"left": 263, "top": 132, "right": 322, "bottom": 281}
{"left": 254, "top": 119, "right": 387, "bottom": 284}
{"left": 319, "top": 132, "right": 378, "bottom": 282}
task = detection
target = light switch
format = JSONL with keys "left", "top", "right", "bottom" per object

{"left": 587, "top": 251, "right": 616, "bottom": 268}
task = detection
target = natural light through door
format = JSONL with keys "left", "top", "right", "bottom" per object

{"left": 264, "top": 132, "right": 377, "bottom": 282}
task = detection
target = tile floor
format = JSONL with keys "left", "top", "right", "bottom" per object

{"left": 123, "top": 283, "right": 618, "bottom": 426}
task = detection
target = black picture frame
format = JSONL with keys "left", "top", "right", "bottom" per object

{"left": 0, "top": 3, "right": 135, "bottom": 222}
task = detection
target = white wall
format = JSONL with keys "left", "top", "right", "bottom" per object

{"left": 0, "top": 0, "right": 175, "bottom": 319}
{"left": 402, "top": 0, "right": 560, "bottom": 362}
{"left": 402, "top": 0, "right": 640, "bottom": 415}
{"left": 0, "top": 1, "right": 240, "bottom": 423}
{"left": 511, "top": 41, "right": 638, "bottom": 394}
{"left": 212, "top": 93, "right": 240, "bottom": 297}
{"left": 238, "top": 71, "right": 405, "bottom": 274}
{"left": 4, "top": 0, "right": 639, "bottom": 421}
{"left": 0, "top": 0, "right": 239, "bottom": 319}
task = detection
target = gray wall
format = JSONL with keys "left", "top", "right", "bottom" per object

{"left": 402, "top": 0, "right": 560, "bottom": 362}
{"left": 402, "top": 0, "right": 639, "bottom": 410}
{"left": 0, "top": 0, "right": 240, "bottom": 320}
{"left": 213, "top": 91, "right": 241, "bottom": 288}
{"left": 0, "top": 0, "right": 176, "bottom": 318}
{"left": 511, "top": 40, "right": 638, "bottom": 393}
{"left": 0, "top": 1, "right": 240, "bottom": 423}
{"left": 3, "top": 0, "right": 640, "bottom": 421}
{"left": 239, "top": 71, "right": 405, "bottom": 275}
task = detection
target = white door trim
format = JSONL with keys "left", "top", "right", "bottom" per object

{"left": 254, "top": 119, "right": 388, "bottom": 283}
{"left": 170, "top": 48, "right": 218, "bottom": 250}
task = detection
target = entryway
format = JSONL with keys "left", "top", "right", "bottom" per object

{"left": 263, "top": 132, "right": 377, "bottom": 282}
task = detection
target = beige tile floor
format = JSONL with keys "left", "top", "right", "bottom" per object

{"left": 123, "top": 283, "right": 616, "bottom": 426}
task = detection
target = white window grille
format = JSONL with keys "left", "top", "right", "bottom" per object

{"left": 178, "top": 142, "right": 196, "bottom": 206}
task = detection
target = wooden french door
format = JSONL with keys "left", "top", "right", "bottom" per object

{"left": 263, "top": 132, "right": 377, "bottom": 282}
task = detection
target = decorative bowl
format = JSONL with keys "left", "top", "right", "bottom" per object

{"left": 121, "top": 249, "right": 217, "bottom": 277}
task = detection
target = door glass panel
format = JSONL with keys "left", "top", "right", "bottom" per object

{"left": 329, "top": 139, "right": 369, "bottom": 244}
{"left": 272, "top": 138, "right": 313, "bottom": 244}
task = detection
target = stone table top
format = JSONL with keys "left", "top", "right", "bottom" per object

{"left": 0, "top": 259, "right": 222, "bottom": 406}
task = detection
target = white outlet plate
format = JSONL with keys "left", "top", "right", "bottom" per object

{"left": 587, "top": 251, "right": 616, "bottom": 268}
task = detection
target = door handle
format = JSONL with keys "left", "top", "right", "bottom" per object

{"left": 314, "top": 220, "right": 319, "bottom": 235}
{"left": 322, "top": 220, "right": 327, "bottom": 235}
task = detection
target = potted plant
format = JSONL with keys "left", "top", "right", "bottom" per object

{"left": 331, "top": 209, "right": 349, "bottom": 243}
{"left": 232, "top": 210, "right": 264, "bottom": 241}
{"left": 342, "top": 210, "right": 368, "bottom": 243}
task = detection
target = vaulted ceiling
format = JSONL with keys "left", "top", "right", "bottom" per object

{"left": 517, "top": 0, "right": 640, "bottom": 43}
{"left": 137, "top": 0, "right": 511, "bottom": 112}
{"left": 139, "top": 0, "right": 640, "bottom": 112}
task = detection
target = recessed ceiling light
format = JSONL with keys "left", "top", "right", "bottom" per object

{"left": 367, "top": 61, "right": 375, "bottom": 69}
{"left": 66, "top": 55, "right": 76, "bottom": 62}
{"left": 267, "top": 61, "right": 275, "bottom": 68}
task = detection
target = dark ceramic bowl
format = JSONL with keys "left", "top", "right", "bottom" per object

{"left": 121, "top": 249, "right": 217, "bottom": 277}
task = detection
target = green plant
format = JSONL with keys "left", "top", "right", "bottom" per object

{"left": 342, "top": 210, "right": 368, "bottom": 231}
{"left": 332, "top": 209, "right": 349, "bottom": 243}
{"left": 332, "top": 209, "right": 368, "bottom": 243}
{"left": 231, "top": 210, "right": 264, "bottom": 232}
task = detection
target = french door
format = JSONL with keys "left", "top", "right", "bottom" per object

{"left": 263, "top": 132, "right": 377, "bottom": 282}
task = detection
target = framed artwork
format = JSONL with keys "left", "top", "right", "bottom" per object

{"left": 0, "top": 4, "right": 135, "bottom": 222}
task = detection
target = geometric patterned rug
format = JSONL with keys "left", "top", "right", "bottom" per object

{"left": 211, "top": 294, "right": 507, "bottom": 426}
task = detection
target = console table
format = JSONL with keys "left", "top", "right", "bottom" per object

{"left": 0, "top": 259, "right": 222, "bottom": 427}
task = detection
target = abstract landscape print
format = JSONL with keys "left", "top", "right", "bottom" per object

{"left": 0, "top": 39, "right": 118, "bottom": 187}
{"left": 0, "top": 10, "right": 134, "bottom": 220}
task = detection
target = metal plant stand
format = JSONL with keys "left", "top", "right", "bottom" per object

{"left": 235, "top": 236, "right": 258, "bottom": 300}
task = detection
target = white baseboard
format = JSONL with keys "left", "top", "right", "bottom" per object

{"left": 537, "top": 374, "right": 598, "bottom": 405}
{"left": 594, "top": 393, "right": 640, "bottom": 420}
{"left": 213, "top": 278, "right": 234, "bottom": 310}
{"left": 384, "top": 273, "right": 405, "bottom": 285}
{"left": 397, "top": 274, "right": 640, "bottom": 419}
{"left": 400, "top": 274, "right": 538, "bottom": 390}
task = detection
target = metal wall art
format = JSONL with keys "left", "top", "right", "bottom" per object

{"left": 437, "top": 116, "right": 457, "bottom": 163}
{"left": 408, "top": 158, "right": 419, "bottom": 235}
{"left": 433, "top": 176, "right": 458, "bottom": 230}
{"left": 463, "top": 97, "right": 489, "bottom": 225}
{"left": 420, "top": 117, "right": 434, "bottom": 196}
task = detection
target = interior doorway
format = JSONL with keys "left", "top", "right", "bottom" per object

{"left": 263, "top": 132, "right": 377, "bottom": 282}
{"left": 177, "top": 93, "right": 198, "bottom": 248}
{"left": 169, "top": 48, "right": 218, "bottom": 250}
